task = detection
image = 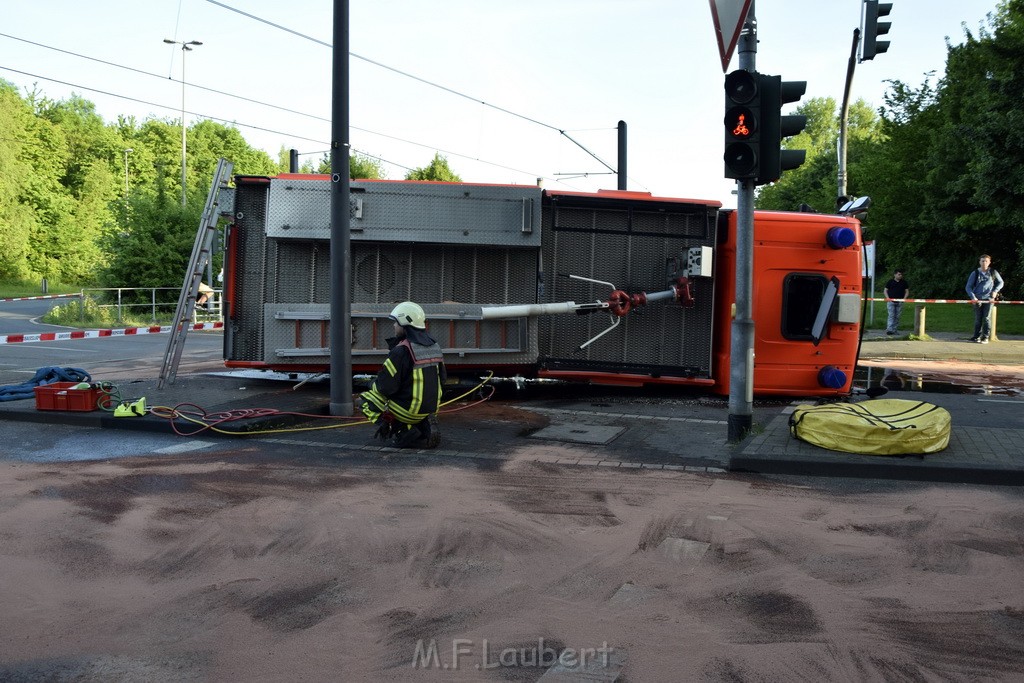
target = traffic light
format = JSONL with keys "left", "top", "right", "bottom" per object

{"left": 757, "top": 75, "right": 807, "bottom": 185}
{"left": 862, "top": 0, "right": 892, "bottom": 61}
{"left": 723, "top": 69, "right": 760, "bottom": 180}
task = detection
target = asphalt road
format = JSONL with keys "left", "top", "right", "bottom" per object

{"left": 0, "top": 299, "right": 222, "bottom": 386}
{"left": 1, "top": 428, "right": 1022, "bottom": 681}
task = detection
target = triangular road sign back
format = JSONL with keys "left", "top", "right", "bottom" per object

{"left": 709, "top": 0, "right": 753, "bottom": 71}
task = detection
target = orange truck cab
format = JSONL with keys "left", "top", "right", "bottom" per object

{"left": 713, "top": 209, "right": 863, "bottom": 396}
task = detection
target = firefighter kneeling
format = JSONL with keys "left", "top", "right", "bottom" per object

{"left": 360, "top": 301, "right": 446, "bottom": 449}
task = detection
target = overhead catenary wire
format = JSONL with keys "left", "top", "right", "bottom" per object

{"left": 0, "top": 28, "right": 571, "bottom": 184}
{"left": 0, "top": 64, "right": 556, "bottom": 183}
{"left": 292, "top": 147, "right": 416, "bottom": 176}
{"left": 0, "top": 65, "right": 327, "bottom": 145}
{"left": 0, "top": 32, "right": 330, "bottom": 124}
{"left": 203, "top": 0, "right": 621, "bottom": 177}
{"left": 0, "top": 26, "right": 602, "bottom": 189}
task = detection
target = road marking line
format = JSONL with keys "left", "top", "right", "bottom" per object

{"left": 15, "top": 345, "right": 101, "bottom": 352}
{"left": 154, "top": 441, "right": 217, "bottom": 454}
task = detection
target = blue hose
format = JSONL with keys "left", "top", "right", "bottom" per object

{"left": 0, "top": 367, "right": 92, "bottom": 402}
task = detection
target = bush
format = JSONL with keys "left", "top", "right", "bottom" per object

{"left": 40, "top": 293, "right": 183, "bottom": 327}
{"left": 42, "top": 295, "right": 115, "bottom": 327}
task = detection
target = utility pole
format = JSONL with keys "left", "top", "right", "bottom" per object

{"left": 329, "top": 0, "right": 354, "bottom": 417}
{"left": 123, "top": 148, "right": 133, "bottom": 204}
{"left": 617, "top": 120, "right": 627, "bottom": 190}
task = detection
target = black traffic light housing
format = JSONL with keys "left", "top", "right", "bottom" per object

{"left": 723, "top": 70, "right": 760, "bottom": 180}
{"left": 757, "top": 75, "right": 808, "bottom": 185}
{"left": 862, "top": 0, "right": 893, "bottom": 61}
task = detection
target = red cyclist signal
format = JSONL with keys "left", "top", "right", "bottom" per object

{"left": 724, "top": 70, "right": 760, "bottom": 179}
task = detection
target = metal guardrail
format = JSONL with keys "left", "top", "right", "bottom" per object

{"left": 867, "top": 297, "right": 1023, "bottom": 304}
{"left": 78, "top": 287, "right": 222, "bottom": 324}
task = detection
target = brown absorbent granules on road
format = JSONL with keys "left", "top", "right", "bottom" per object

{"left": 0, "top": 457, "right": 1022, "bottom": 681}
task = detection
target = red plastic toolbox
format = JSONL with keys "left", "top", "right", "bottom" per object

{"left": 33, "top": 382, "right": 100, "bottom": 412}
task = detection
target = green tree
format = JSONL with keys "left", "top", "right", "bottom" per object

{"left": 19, "top": 99, "right": 77, "bottom": 282}
{"left": 100, "top": 193, "right": 203, "bottom": 297}
{"left": 755, "top": 97, "right": 883, "bottom": 214}
{"left": 36, "top": 95, "right": 120, "bottom": 200}
{"left": 311, "top": 152, "right": 386, "bottom": 179}
{"left": 405, "top": 153, "right": 461, "bottom": 182}
{"left": 0, "top": 80, "right": 38, "bottom": 280}
{"left": 350, "top": 153, "right": 385, "bottom": 179}
{"left": 189, "top": 120, "right": 278, "bottom": 195}
{"left": 855, "top": 78, "right": 944, "bottom": 290}
{"left": 935, "top": 0, "right": 1024, "bottom": 297}
{"left": 858, "top": 0, "right": 1024, "bottom": 298}
{"left": 0, "top": 83, "right": 337, "bottom": 289}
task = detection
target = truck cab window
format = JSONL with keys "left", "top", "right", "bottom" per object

{"left": 782, "top": 273, "right": 829, "bottom": 341}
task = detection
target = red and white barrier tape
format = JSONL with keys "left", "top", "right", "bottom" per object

{"left": 0, "top": 293, "right": 82, "bottom": 302}
{"left": 869, "top": 298, "right": 1023, "bottom": 304}
{"left": 0, "top": 321, "right": 223, "bottom": 344}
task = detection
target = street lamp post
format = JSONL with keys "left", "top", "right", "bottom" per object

{"left": 163, "top": 38, "right": 203, "bottom": 208}
{"left": 123, "top": 148, "right": 133, "bottom": 200}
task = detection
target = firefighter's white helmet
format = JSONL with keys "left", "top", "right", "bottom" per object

{"left": 389, "top": 301, "right": 427, "bottom": 329}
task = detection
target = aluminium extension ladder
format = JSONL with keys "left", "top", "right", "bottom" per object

{"left": 158, "top": 158, "right": 233, "bottom": 388}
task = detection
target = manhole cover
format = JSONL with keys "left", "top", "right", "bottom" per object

{"left": 530, "top": 423, "right": 625, "bottom": 445}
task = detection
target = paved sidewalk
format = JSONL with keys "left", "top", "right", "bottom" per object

{"left": 733, "top": 333, "right": 1024, "bottom": 484}
{"left": 859, "top": 331, "right": 1024, "bottom": 364}
{"left": 732, "top": 397, "right": 1024, "bottom": 486}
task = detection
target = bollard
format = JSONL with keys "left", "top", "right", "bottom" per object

{"left": 990, "top": 304, "right": 999, "bottom": 342}
{"left": 41, "top": 277, "right": 48, "bottom": 294}
{"left": 914, "top": 304, "right": 927, "bottom": 337}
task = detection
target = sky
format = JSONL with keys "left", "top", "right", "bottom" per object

{"left": 0, "top": 0, "right": 998, "bottom": 208}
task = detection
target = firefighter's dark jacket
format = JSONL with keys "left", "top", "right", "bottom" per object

{"left": 360, "top": 329, "right": 446, "bottom": 425}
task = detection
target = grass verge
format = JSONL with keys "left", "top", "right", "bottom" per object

{"left": 0, "top": 279, "right": 81, "bottom": 299}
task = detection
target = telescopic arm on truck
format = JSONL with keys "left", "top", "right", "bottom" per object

{"left": 479, "top": 246, "right": 707, "bottom": 351}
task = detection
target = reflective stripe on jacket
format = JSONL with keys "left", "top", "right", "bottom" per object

{"left": 361, "top": 336, "right": 445, "bottom": 425}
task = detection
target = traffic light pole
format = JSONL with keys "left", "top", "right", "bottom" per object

{"left": 728, "top": 4, "right": 757, "bottom": 443}
{"left": 837, "top": 28, "right": 861, "bottom": 200}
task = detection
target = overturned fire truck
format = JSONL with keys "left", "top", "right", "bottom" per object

{"left": 218, "top": 175, "right": 863, "bottom": 396}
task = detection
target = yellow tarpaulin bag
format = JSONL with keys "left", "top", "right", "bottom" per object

{"left": 789, "top": 399, "right": 951, "bottom": 455}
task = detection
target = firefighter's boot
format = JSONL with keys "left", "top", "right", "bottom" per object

{"left": 391, "top": 416, "right": 441, "bottom": 449}
{"left": 391, "top": 424, "right": 421, "bottom": 449}
{"left": 421, "top": 414, "right": 441, "bottom": 449}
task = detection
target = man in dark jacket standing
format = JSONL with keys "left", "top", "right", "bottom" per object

{"left": 883, "top": 269, "right": 909, "bottom": 335}
{"left": 360, "top": 301, "right": 446, "bottom": 448}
